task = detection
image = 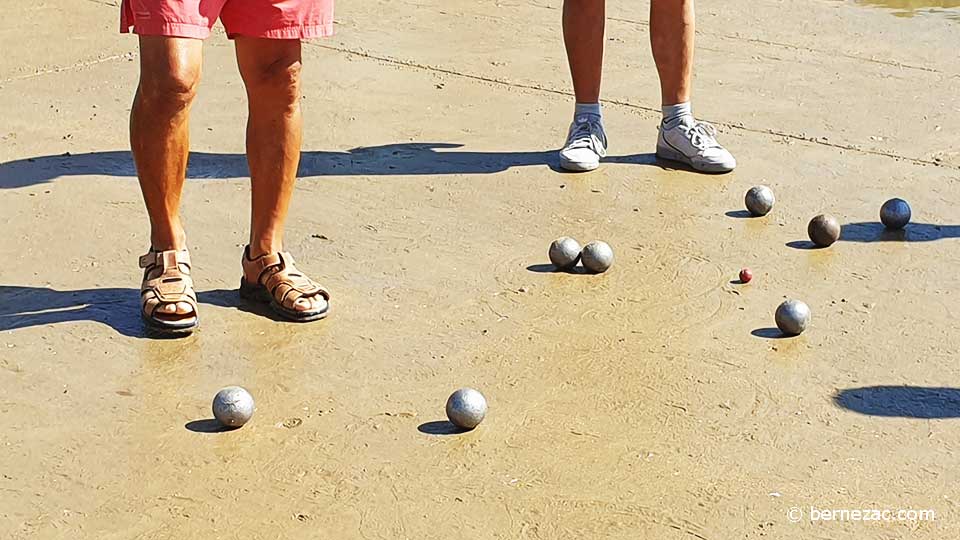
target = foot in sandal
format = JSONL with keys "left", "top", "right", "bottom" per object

{"left": 139, "top": 249, "right": 199, "bottom": 335}
{"left": 239, "top": 246, "right": 330, "bottom": 322}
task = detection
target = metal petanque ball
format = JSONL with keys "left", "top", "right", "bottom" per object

{"left": 445, "top": 388, "right": 487, "bottom": 430}
{"left": 775, "top": 299, "right": 811, "bottom": 336}
{"left": 807, "top": 214, "right": 841, "bottom": 247}
{"left": 744, "top": 185, "right": 775, "bottom": 217}
{"left": 880, "top": 198, "right": 911, "bottom": 230}
{"left": 581, "top": 241, "right": 614, "bottom": 273}
{"left": 549, "top": 237, "right": 582, "bottom": 270}
{"left": 212, "top": 386, "right": 255, "bottom": 428}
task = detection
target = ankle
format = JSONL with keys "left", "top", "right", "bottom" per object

{"left": 247, "top": 237, "right": 283, "bottom": 259}
{"left": 574, "top": 102, "right": 602, "bottom": 119}
{"left": 150, "top": 227, "right": 187, "bottom": 252}
{"left": 661, "top": 101, "right": 693, "bottom": 128}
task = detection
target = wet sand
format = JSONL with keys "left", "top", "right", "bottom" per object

{"left": 856, "top": 0, "right": 960, "bottom": 20}
{"left": 2, "top": 0, "right": 960, "bottom": 538}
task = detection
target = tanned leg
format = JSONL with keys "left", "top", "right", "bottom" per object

{"left": 235, "top": 37, "right": 319, "bottom": 312}
{"left": 563, "top": 0, "right": 605, "bottom": 103}
{"left": 130, "top": 36, "right": 203, "bottom": 317}
{"left": 650, "top": 0, "right": 695, "bottom": 105}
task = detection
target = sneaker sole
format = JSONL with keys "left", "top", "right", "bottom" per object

{"left": 656, "top": 144, "right": 735, "bottom": 174}
{"left": 559, "top": 157, "right": 600, "bottom": 172}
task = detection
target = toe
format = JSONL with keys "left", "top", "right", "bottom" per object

{"left": 176, "top": 302, "right": 194, "bottom": 316}
{"left": 559, "top": 148, "right": 600, "bottom": 171}
{"left": 293, "top": 296, "right": 327, "bottom": 313}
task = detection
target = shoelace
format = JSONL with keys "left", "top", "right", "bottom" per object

{"left": 679, "top": 121, "right": 720, "bottom": 150}
{"left": 566, "top": 116, "right": 608, "bottom": 157}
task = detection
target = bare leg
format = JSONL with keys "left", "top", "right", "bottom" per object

{"left": 650, "top": 0, "right": 695, "bottom": 106}
{"left": 651, "top": 0, "right": 735, "bottom": 172}
{"left": 563, "top": 0, "right": 605, "bottom": 103}
{"left": 235, "top": 37, "right": 319, "bottom": 312}
{"left": 130, "top": 36, "right": 203, "bottom": 317}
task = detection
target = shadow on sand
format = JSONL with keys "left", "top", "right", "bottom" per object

{"left": 750, "top": 327, "right": 794, "bottom": 340}
{"left": 834, "top": 386, "right": 960, "bottom": 419}
{"left": 0, "top": 144, "right": 660, "bottom": 189}
{"left": 0, "top": 284, "right": 295, "bottom": 338}
{"left": 839, "top": 222, "right": 959, "bottom": 243}
{"left": 417, "top": 420, "right": 470, "bottom": 436}
{"left": 185, "top": 419, "right": 237, "bottom": 433}
{"left": 786, "top": 222, "right": 959, "bottom": 249}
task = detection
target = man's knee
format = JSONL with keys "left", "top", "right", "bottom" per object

{"left": 244, "top": 55, "right": 302, "bottom": 106}
{"left": 138, "top": 65, "right": 201, "bottom": 112}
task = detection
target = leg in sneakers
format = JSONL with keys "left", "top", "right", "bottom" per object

{"left": 559, "top": 0, "right": 608, "bottom": 172}
{"left": 651, "top": 0, "right": 735, "bottom": 172}
{"left": 559, "top": 104, "right": 608, "bottom": 172}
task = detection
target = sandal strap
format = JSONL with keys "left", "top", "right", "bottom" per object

{"left": 140, "top": 249, "right": 197, "bottom": 317}
{"left": 142, "top": 276, "right": 198, "bottom": 305}
{"left": 242, "top": 248, "right": 330, "bottom": 309}
{"left": 139, "top": 249, "right": 192, "bottom": 272}
{"left": 242, "top": 247, "right": 284, "bottom": 284}
{"left": 265, "top": 266, "right": 330, "bottom": 308}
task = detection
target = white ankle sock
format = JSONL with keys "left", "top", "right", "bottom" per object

{"left": 575, "top": 102, "right": 602, "bottom": 118}
{"left": 662, "top": 102, "right": 692, "bottom": 128}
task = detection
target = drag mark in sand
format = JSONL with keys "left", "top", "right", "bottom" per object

{"left": 0, "top": 53, "right": 137, "bottom": 85}
{"left": 532, "top": 498, "right": 710, "bottom": 540}
{"left": 715, "top": 33, "right": 943, "bottom": 74}
{"left": 305, "top": 42, "right": 956, "bottom": 170}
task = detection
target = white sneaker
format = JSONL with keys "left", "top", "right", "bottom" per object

{"left": 657, "top": 117, "right": 736, "bottom": 173}
{"left": 559, "top": 115, "right": 608, "bottom": 172}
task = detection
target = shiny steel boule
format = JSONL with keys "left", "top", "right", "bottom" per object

{"left": 744, "top": 185, "right": 775, "bottom": 217}
{"left": 581, "top": 241, "right": 614, "bottom": 273}
{"left": 807, "top": 214, "right": 841, "bottom": 247}
{"left": 445, "top": 388, "right": 487, "bottom": 430}
{"left": 212, "top": 386, "right": 255, "bottom": 428}
{"left": 775, "top": 299, "right": 811, "bottom": 336}
{"left": 880, "top": 198, "right": 911, "bottom": 229}
{"left": 549, "top": 237, "right": 582, "bottom": 270}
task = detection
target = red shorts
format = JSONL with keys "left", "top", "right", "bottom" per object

{"left": 120, "top": 0, "right": 334, "bottom": 40}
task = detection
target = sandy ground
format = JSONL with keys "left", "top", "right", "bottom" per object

{"left": 2, "top": 0, "right": 960, "bottom": 538}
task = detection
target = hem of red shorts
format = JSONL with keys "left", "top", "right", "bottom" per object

{"left": 121, "top": 21, "right": 211, "bottom": 39}
{"left": 227, "top": 23, "right": 335, "bottom": 40}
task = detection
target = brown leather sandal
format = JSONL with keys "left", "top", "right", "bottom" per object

{"left": 139, "top": 249, "right": 199, "bottom": 335}
{"left": 239, "top": 246, "right": 330, "bottom": 322}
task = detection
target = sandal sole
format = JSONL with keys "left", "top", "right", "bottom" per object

{"left": 142, "top": 313, "right": 199, "bottom": 336}
{"left": 239, "top": 280, "right": 330, "bottom": 322}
